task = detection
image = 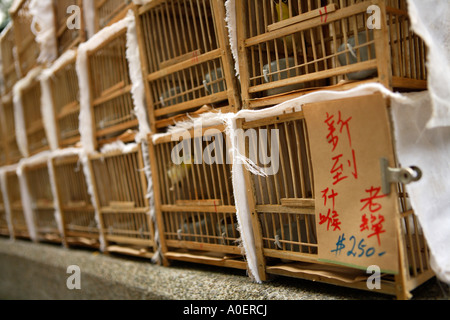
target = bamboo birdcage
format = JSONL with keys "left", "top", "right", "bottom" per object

{"left": 48, "top": 53, "right": 81, "bottom": 148}
{"left": 51, "top": 154, "right": 100, "bottom": 248}
{"left": 10, "top": 0, "right": 40, "bottom": 77}
{"left": 1, "top": 96, "right": 22, "bottom": 165}
{"left": 85, "top": 26, "right": 139, "bottom": 148}
{"left": 148, "top": 125, "right": 247, "bottom": 269}
{"left": 20, "top": 74, "right": 50, "bottom": 157}
{"left": 239, "top": 103, "right": 433, "bottom": 300}
{"left": 0, "top": 106, "right": 7, "bottom": 166}
{"left": 53, "top": 0, "right": 86, "bottom": 57}
{"left": 88, "top": 144, "right": 157, "bottom": 258}
{"left": 23, "top": 162, "right": 61, "bottom": 243}
{"left": 0, "top": 23, "right": 21, "bottom": 95}
{"left": 95, "top": 0, "right": 133, "bottom": 33}
{"left": 5, "top": 170, "right": 29, "bottom": 239}
{"left": 135, "top": 0, "right": 241, "bottom": 131}
{"left": 236, "top": 0, "right": 427, "bottom": 109}
{"left": 0, "top": 187, "right": 9, "bottom": 237}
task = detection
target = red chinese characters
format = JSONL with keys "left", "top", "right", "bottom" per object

{"left": 360, "top": 186, "right": 387, "bottom": 245}
{"left": 320, "top": 111, "right": 359, "bottom": 232}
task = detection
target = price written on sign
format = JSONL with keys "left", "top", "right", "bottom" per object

{"left": 303, "top": 94, "right": 399, "bottom": 274}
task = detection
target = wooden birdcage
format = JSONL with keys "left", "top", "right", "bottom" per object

{"left": 84, "top": 24, "right": 140, "bottom": 148}
{"left": 47, "top": 52, "right": 81, "bottom": 148}
{"left": 95, "top": 0, "right": 133, "bottom": 33}
{"left": 239, "top": 94, "right": 434, "bottom": 300}
{"left": 135, "top": 0, "right": 241, "bottom": 131}
{"left": 0, "top": 186, "right": 9, "bottom": 237}
{"left": 53, "top": 0, "right": 86, "bottom": 57}
{"left": 148, "top": 125, "right": 247, "bottom": 269}
{"left": 1, "top": 95, "right": 22, "bottom": 165}
{"left": 236, "top": 0, "right": 427, "bottom": 109}
{"left": 5, "top": 170, "right": 29, "bottom": 239}
{"left": 0, "top": 105, "right": 7, "bottom": 166}
{"left": 88, "top": 143, "right": 157, "bottom": 258}
{"left": 10, "top": 0, "right": 40, "bottom": 77}
{"left": 0, "top": 23, "right": 21, "bottom": 95}
{"left": 23, "top": 161, "right": 61, "bottom": 243}
{"left": 19, "top": 72, "right": 50, "bottom": 157}
{"left": 51, "top": 153, "right": 100, "bottom": 248}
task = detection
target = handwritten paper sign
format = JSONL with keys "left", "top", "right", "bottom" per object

{"left": 303, "top": 93, "right": 399, "bottom": 274}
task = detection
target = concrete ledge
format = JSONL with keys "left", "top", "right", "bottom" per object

{"left": 0, "top": 238, "right": 447, "bottom": 300}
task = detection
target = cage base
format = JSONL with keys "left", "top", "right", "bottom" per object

{"left": 106, "top": 244, "right": 155, "bottom": 260}
{"left": 264, "top": 260, "right": 435, "bottom": 300}
{"left": 37, "top": 233, "right": 63, "bottom": 244}
{"left": 246, "top": 78, "right": 427, "bottom": 109}
{"left": 163, "top": 249, "right": 248, "bottom": 271}
{"left": 154, "top": 105, "right": 234, "bottom": 131}
{"left": 0, "top": 230, "right": 10, "bottom": 237}
{"left": 65, "top": 236, "right": 101, "bottom": 250}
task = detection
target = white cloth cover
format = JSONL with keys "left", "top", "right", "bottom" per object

{"left": 391, "top": 92, "right": 450, "bottom": 284}
{"left": 407, "top": 0, "right": 450, "bottom": 128}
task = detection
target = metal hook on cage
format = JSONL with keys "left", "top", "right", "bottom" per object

{"left": 380, "top": 157, "right": 423, "bottom": 195}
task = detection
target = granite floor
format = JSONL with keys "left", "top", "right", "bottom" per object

{"left": 0, "top": 238, "right": 448, "bottom": 301}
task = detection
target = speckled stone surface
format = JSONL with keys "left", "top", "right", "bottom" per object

{"left": 0, "top": 238, "right": 448, "bottom": 300}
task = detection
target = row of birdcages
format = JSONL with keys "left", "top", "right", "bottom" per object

{"left": 0, "top": 0, "right": 434, "bottom": 300}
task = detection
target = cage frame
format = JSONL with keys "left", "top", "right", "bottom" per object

{"left": 94, "top": 0, "right": 134, "bottom": 33}
{"left": 134, "top": 0, "right": 242, "bottom": 132}
{"left": 0, "top": 100, "right": 8, "bottom": 167}
{"left": 46, "top": 50, "right": 81, "bottom": 149}
{"left": 15, "top": 68, "right": 51, "bottom": 157}
{"left": 147, "top": 125, "right": 248, "bottom": 270}
{"left": 50, "top": 152, "right": 101, "bottom": 249}
{"left": 3, "top": 168, "right": 29, "bottom": 240}
{"left": 87, "top": 142, "right": 157, "bottom": 259}
{"left": 9, "top": 0, "right": 40, "bottom": 78}
{"left": 52, "top": 0, "right": 87, "bottom": 58}
{"left": 22, "top": 159, "right": 62, "bottom": 244}
{"left": 0, "top": 94, "right": 22, "bottom": 165}
{"left": 235, "top": 0, "right": 428, "bottom": 109}
{"left": 80, "top": 17, "right": 142, "bottom": 150}
{"left": 0, "top": 184, "right": 9, "bottom": 237}
{"left": 0, "top": 22, "right": 21, "bottom": 96}
{"left": 238, "top": 100, "right": 434, "bottom": 300}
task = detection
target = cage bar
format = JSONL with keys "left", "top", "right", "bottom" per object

{"left": 88, "top": 143, "right": 156, "bottom": 258}
{"left": 0, "top": 186, "right": 9, "bottom": 237}
{"left": 0, "top": 23, "right": 21, "bottom": 95}
{"left": 23, "top": 162, "right": 61, "bottom": 243}
{"left": 48, "top": 52, "right": 81, "bottom": 148}
{"left": 84, "top": 26, "right": 140, "bottom": 148}
{"left": 239, "top": 105, "right": 433, "bottom": 300}
{"left": 53, "top": 0, "right": 86, "bottom": 57}
{"left": 135, "top": 0, "right": 241, "bottom": 131}
{"left": 5, "top": 170, "right": 29, "bottom": 239}
{"left": 51, "top": 154, "right": 100, "bottom": 248}
{"left": 19, "top": 72, "right": 50, "bottom": 157}
{"left": 148, "top": 124, "right": 247, "bottom": 269}
{"left": 236, "top": 0, "right": 427, "bottom": 109}
{"left": 95, "top": 0, "right": 133, "bottom": 33}
{"left": 1, "top": 96, "right": 22, "bottom": 165}
{"left": 10, "top": 0, "right": 40, "bottom": 77}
